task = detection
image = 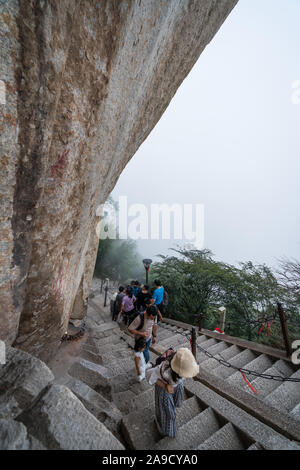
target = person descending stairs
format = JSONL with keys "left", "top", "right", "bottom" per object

{"left": 58, "top": 288, "right": 300, "bottom": 451}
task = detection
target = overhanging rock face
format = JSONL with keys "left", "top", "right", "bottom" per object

{"left": 0, "top": 0, "right": 238, "bottom": 360}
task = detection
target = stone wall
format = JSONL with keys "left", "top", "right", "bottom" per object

{"left": 0, "top": 0, "right": 238, "bottom": 360}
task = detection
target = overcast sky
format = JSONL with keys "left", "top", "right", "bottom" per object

{"left": 111, "top": 0, "right": 300, "bottom": 268}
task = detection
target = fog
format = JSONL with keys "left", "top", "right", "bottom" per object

{"left": 111, "top": 0, "right": 300, "bottom": 268}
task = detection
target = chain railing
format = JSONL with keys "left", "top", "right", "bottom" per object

{"left": 159, "top": 323, "right": 300, "bottom": 383}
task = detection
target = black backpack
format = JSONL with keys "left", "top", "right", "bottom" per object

{"left": 136, "top": 312, "right": 145, "bottom": 331}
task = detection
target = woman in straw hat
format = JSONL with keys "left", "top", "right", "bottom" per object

{"left": 146, "top": 348, "right": 199, "bottom": 438}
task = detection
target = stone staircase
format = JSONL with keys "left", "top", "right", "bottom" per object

{"left": 55, "top": 290, "right": 300, "bottom": 450}
{"left": 157, "top": 321, "right": 300, "bottom": 433}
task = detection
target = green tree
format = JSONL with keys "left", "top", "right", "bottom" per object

{"left": 151, "top": 247, "right": 298, "bottom": 348}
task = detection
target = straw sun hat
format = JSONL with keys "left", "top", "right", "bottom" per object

{"left": 170, "top": 348, "right": 199, "bottom": 378}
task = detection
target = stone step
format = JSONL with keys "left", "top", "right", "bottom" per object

{"left": 192, "top": 339, "right": 229, "bottom": 364}
{"left": 153, "top": 407, "right": 220, "bottom": 450}
{"left": 68, "top": 358, "right": 112, "bottom": 400}
{"left": 18, "top": 384, "right": 124, "bottom": 450}
{"left": 93, "top": 321, "right": 120, "bottom": 333}
{"left": 250, "top": 359, "right": 295, "bottom": 399}
{"left": 197, "top": 337, "right": 218, "bottom": 350}
{"left": 113, "top": 386, "right": 155, "bottom": 415}
{"left": 96, "top": 343, "right": 130, "bottom": 355}
{"left": 157, "top": 328, "right": 179, "bottom": 341}
{"left": 112, "top": 390, "right": 136, "bottom": 414}
{"left": 206, "top": 340, "right": 230, "bottom": 355}
{"left": 106, "top": 358, "right": 137, "bottom": 376}
{"left": 66, "top": 377, "right": 123, "bottom": 438}
{"left": 121, "top": 405, "right": 159, "bottom": 450}
{"left": 85, "top": 314, "right": 104, "bottom": 330}
{"left": 226, "top": 354, "right": 274, "bottom": 390}
{"left": 110, "top": 372, "right": 141, "bottom": 394}
{"left": 197, "top": 423, "right": 246, "bottom": 450}
{"left": 247, "top": 442, "right": 264, "bottom": 450}
{"left": 121, "top": 395, "right": 202, "bottom": 450}
{"left": 159, "top": 334, "right": 188, "bottom": 348}
{"left": 98, "top": 348, "right": 132, "bottom": 364}
{"left": 272, "top": 359, "right": 295, "bottom": 377}
{"left": 161, "top": 325, "right": 178, "bottom": 332}
{"left": 86, "top": 304, "right": 105, "bottom": 324}
{"left": 290, "top": 403, "right": 300, "bottom": 421}
{"left": 174, "top": 396, "right": 202, "bottom": 428}
{"left": 200, "top": 344, "right": 242, "bottom": 371}
{"left": 264, "top": 369, "right": 300, "bottom": 415}
{"left": 130, "top": 387, "right": 155, "bottom": 414}
{"left": 212, "top": 349, "right": 257, "bottom": 380}
{"left": 87, "top": 332, "right": 121, "bottom": 347}
{"left": 197, "top": 334, "right": 212, "bottom": 344}
{"left": 79, "top": 348, "right": 103, "bottom": 365}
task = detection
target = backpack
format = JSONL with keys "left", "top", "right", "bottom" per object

{"left": 155, "top": 348, "right": 175, "bottom": 366}
{"left": 162, "top": 289, "right": 168, "bottom": 307}
{"left": 136, "top": 312, "right": 145, "bottom": 331}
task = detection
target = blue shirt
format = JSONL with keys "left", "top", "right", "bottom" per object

{"left": 131, "top": 286, "right": 139, "bottom": 297}
{"left": 153, "top": 286, "right": 164, "bottom": 305}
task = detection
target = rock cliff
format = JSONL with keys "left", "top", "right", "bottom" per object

{"left": 0, "top": 0, "right": 238, "bottom": 360}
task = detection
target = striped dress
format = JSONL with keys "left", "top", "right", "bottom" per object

{"left": 147, "top": 361, "right": 184, "bottom": 438}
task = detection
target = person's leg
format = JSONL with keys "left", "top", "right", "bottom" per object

{"left": 143, "top": 338, "right": 151, "bottom": 363}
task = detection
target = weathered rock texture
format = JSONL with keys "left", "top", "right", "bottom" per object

{"left": 18, "top": 384, "right": 124, "bottom": 450}
{"left": 0, "top": 345, "right": 54, "bottom": 419}
{"left": 0, "top": 0, "right": 238, "bottom": 359}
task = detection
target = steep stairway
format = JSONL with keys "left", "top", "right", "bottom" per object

{"left": 55, "top": 289, "right": 300, "bottom": 450}
{"left": 157, "top": 321, "right": 300, "bottom": 431}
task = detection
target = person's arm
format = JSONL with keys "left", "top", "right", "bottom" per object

{"left": 128, "top": 317, "right": 149, "bottom": 338}
{"left": 128, "top": 328, "right": 149, "bottom": 338}
{"left": 156, "top": 379, "right": 173, "bottom": 394}
{"left": 134, "top": 356, "right": 141, "bottom": 376}
{"left": 157, "top": 308, "right": 163, "bottom": 322}
{"left": 152, "top": 324, "right": 157, "bottom": 344}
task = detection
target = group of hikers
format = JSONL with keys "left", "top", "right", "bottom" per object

{"left": 112, "top": 279, "right": 199, "bottom": 439}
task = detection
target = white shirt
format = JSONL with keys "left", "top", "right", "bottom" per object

{"left": 134, "top": 351, "right": 147, "bottom": 374}
{"left": 146, "top": 361, "right": 183, "bottom": 386}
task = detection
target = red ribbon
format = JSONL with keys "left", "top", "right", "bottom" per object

{"left": 258, "top": 321, "right": 269, "bottom": 337}
{"left": 240, "top": 371, "right": 258, "bottom": 395}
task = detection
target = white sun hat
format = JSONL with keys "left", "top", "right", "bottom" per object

{"left": 170, "top": 347, "right": 199, "bottom": 378}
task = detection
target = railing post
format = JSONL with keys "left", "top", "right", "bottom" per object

{"left": 191, "top": 327, "right": 197, "bottom": 360}
{"left": 199, "top": 314, "right": 204, "bottom": 333}
{"left": 219, "top": 306, "right": 226, "bottom": 333}
{"left": 277, "top": 302, "right": 292, "bottom": 357}
{"left": 104, "top": 285, "right": 108, "bottom": 307}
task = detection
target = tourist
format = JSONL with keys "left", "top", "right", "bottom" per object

{"left": 113, "top": 286, "right": 125, "bottom": 321}
{"left": 131, "top": 280, "right": 140, "bottom": 297}
{"left": 151, "top": 279, "right": 165, "bottom": 317}
{"left": 136, "top": 284, "right": 150, "bottom": 312}
{"left": 133, "top": 337, "right": 152, "bottom": 382}
{"left": 120, "top": 287, "right": 136, "bottom": 326}
{"left": 128, "top": 304, "right": 158, "bottom": 363}
{"left": 146, "top": 348, "right": 199, "bottom": 438}
{"left": 144, "top": 296, "right": 163, "bottom": 322}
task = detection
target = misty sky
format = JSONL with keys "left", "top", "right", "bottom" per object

{"left": 111, "top": 0, "right": 300, "bottom": 268}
